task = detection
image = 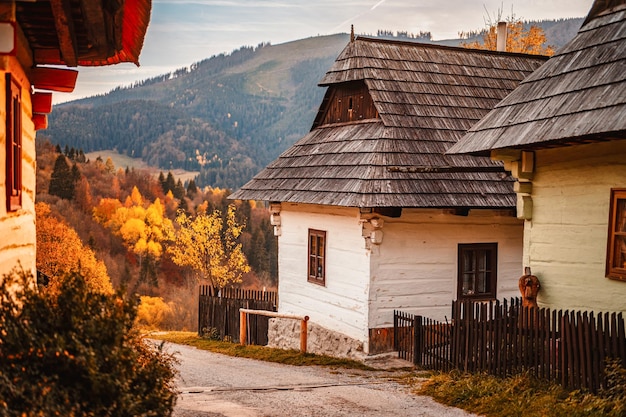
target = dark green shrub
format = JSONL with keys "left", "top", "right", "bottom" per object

{"left": 0, "top": 268, "right": 178, "bottom": 416}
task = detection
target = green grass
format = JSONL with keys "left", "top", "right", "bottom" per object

{"left": 84, "top": 150, "right": 199, "bottom": 183}
{"left": 149, "top": 331, "right": 375, "bottom": 370}
{"left": 412, "top": 367, "right": 626, "bottom": 417}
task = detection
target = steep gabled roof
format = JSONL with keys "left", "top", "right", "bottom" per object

{"left": 230, "top": 37, "right": 547, "bottom": 208}
{"left": 448, "top": 0, "right": 626, "bottom": 155}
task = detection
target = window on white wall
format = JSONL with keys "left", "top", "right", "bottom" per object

{"left": 458, "top": 243, "right": 497, "bottom": 300}
{"left": 308, "top": 229, "right": 326, "bottom": 285}
{"left": 607, "top": 189, "right": 626, "bottom": 281}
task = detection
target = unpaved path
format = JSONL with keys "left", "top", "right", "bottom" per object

{"left": 165, "top": 342, "right": 477, "bottom": 417}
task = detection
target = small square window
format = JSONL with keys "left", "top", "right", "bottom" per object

{"left": 606, "top": 189, "right": 626, "bottom": 281}
{"left": 308, "top": 229, "right": 326, "bottom": 285}
{"left": 458, "top": 243, "right": 497, "bottom": 300}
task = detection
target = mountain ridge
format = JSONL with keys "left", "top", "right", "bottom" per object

{"left": 42, "top": 18, "right": 583, "bottom": 189}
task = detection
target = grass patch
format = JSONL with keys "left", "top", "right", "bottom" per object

{"left": 414, "top": 367, "right": 626, "bottom": 417}
{"left": 149, "top": 331, "right": 375, "bottom": 370}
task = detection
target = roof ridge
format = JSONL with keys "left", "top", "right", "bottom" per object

{"left": 354, "top": 35, "right": 551, "bottom": 59}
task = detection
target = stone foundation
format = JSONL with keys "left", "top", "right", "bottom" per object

{"left": 267, "top": 318, "right": 365, "bottom": 360}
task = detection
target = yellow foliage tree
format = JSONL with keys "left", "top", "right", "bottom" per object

{"left": 461, "top": 16, "right": 554, "bottom": 56}
{"left": 168, "top": 204, "right": 250, "bottom": 289}
{"left": 36, "top": 202, "right": 113, "bottom": 295}
{"left": 93, "top": 187, "right": 174, "bottom": 284}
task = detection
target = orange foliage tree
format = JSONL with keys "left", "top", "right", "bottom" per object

{"left": 36, "top": 202, "right": 113, "bottom": 294}
{"left": 461, "top": 15, "right": 555, "bottom": 56}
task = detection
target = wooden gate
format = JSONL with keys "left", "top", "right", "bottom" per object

{"left": 198, "top": 286, "right": 277, "bottom": 345}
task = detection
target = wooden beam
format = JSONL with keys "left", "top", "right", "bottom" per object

{"left": 79, "top": 0, "right": 108, "bottom": 57}
{"left": 32, "top": 113, "right": 48, "bottom": 130}
{"left": 491, "top": 149, "right": 521, "bottom": 162}
{"left": 50, "top": 0, "right": 78, "bottom": 67}
{"left": 32, "top": 92, "right": 53, "bottom": 113}
{"left": 30, "top": 67, "right": 78, "bottom": 92}
{"left": 387, "top": 165, "right": 506, "bottom": 173}
{"left": 33, "top": 49, "right": 63, "bottom": 65}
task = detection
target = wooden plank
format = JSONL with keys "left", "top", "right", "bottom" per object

{"left": 572, "top": 312, "right": 582, "bottom": 389}
{"left": 617, "top": 313, "right": 626, "bottom": 362}
{"left": 32, "top": 92, "right": 53, "bottom": 113}
{"left": 32, "top": 113, "right": 47, "bottom": 130}
{"left": 579, "top": 312, "right": 589, "bottom": 390}
{"left": 414, "top": 316, "right": 422, "bottom": 367}
{"left": 589, "top": 312, "right": 599, "bottom": 392}
{"left": 50, "top": 0, "right": 78, "bottom": 67}
{"left": 561, "top": 311, "right": 570, "bottom": 388}
{"left": 30, "top": 67, "right": 78, "bottom": 92}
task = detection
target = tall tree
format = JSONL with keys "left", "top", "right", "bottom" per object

{"left": 168, "top": 205, "right": 250, "bottom": 289}
{"left": 173, "top": 179, "right": 185, "bottom": 200}
{"left": 186, "top": 179, "right": 198, "bottom": 196}
{"left": 164, "top": 172, "right": 176, "bottom": 195}
{"left": 95, "top": 187, "right": 174, "bottom": 286}
{"left": 461, "top": 14, "right": 555, "bottom": 56}
{"left": 49, "top": 154, "right": 75, "bottom": 199}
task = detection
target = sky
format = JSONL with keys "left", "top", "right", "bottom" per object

{"left": 57, "top": 0, "right": 593, "bottom": 104}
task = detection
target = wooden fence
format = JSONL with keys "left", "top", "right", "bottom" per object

{"left": 395, "top": 298, "right": 626, "bottom": 393}
{"left": 198, "top": 286, "right": 277, "bottom": 345}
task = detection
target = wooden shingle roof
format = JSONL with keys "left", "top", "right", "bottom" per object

{"left": 230, "top": 37, "right": 547, "bottom": 208}
{"left": 448, "top": 0, "right": 626, "bottom": 155}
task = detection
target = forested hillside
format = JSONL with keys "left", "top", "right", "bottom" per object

{"left": 43, "top": 18, "right": 583, "bottom": 190}
{"left": 43, "top": 35, "right": 348, "bottom": 189}
{"left": 36, "top": 140, "right": 278, "bottom": 330}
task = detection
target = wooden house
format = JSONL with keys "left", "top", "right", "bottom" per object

{"left": 448, "top": 0, "right": 626, "bottom": 313}
{"left": 231, "top": 36, "right": 548, "bottom": 357}
{"left": 0, "top": 1, "right": 150, "bottom": 279}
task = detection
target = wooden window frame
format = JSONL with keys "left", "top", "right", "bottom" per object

{"left": 6, "top": 73, "right": 21, "bottom": 212}
{"left": 606, "top": 188, "right": 626, "bottom": 281}
{"left": 457, "top": 243, "right": 498, "bottom": 300}
{"left": 307, "top": 229, "right": 326, "bottom": 286}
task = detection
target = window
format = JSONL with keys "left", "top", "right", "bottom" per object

{"left": 308, "top": 229, "right": 326, "bottom": 285}
{"left": 458, "top": 243, "right": 497, "bottom": 300}
{"left": 607, "top": 189, "right": 626, "bottom": 281}
{"left": 6, "top": 73, "right": 21, "bottom": 212}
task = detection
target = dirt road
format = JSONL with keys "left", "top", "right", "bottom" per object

{"left": 166, "top": 342, "right": 477, "bottom": 417}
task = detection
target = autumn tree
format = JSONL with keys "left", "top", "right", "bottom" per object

{"left": 461, "top": 14, "right": 554, "bottom": 56}
{"left": 36, "top": 202, "right": 113, "bottom": 294}
{"left": 94, "top": 187, "right": 174, "bottom": 285}
{"left": 168, "top": 204, "right": 250, "bottom": 289}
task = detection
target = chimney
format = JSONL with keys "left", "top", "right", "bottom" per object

{"left": 496, "top": 21, "right": 507, "bottom": 52}
{"left": 350, "top": 24, "right": 355, "bottom": 43}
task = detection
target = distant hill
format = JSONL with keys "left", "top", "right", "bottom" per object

{"left": 43, "top": 18, "right": 583, "bottom": 190}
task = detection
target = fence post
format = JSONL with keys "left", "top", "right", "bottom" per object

{"left": 300, "top": 316, "right": 309, "bottom": 353}
{"left": 240, "top": 310, "right": 247, "bottom": 345}
{"left": 414, "top": 315, "right": 423, "bottom": 366}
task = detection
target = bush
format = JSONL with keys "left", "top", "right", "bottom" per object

{"left": 136, "top": 295, "right": 174, "bottom": 330}
{"left": 0, "top": 267, "right": 178, "bottom": 416}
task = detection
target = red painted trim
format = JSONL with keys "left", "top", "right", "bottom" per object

{"left": 30, "top": 67, "right": 78, "bottom": 93}
{"left": 32, "top": 92, "right": 53, "bottom": 113}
